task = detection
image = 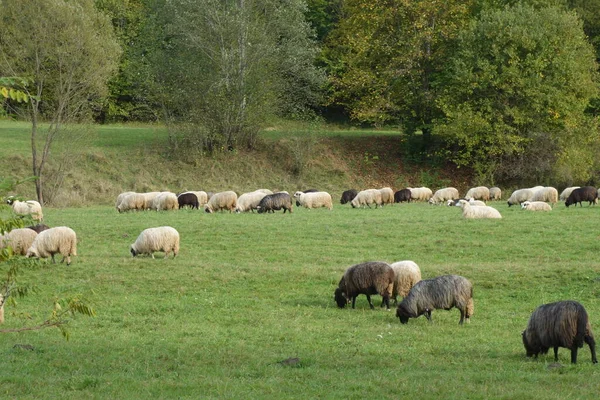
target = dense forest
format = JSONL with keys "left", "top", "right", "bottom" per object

{"left": 1, "top": 0, "right": 600, "bottom": 186}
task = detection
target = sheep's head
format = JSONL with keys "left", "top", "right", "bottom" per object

{"left": 5, "top": 196, "right": 16, "bottom": 205}
{"left": 396, "top": 303, "right": 412, "bottom": 324}
{"left": 130, "top": 245, "right": 138, "bottom": 257}
{"left": 521, "top": 201, "right": 530, "bottom": 210}
{"left": 204, "top": 204, "right": 213, "bottom": 214}
{"left": 293, "top": 191, "right": 303, "bottom": 199}
{"left": 257, "top": 206, "right": 265, "bottom": 214}
{"left": 334, "top": 288, "right": 348, "bottom": 308}
{"left": 522, "top": 330, "right": 536, "bottom": 357}
{"left": 457, "top": 199, "right": 469, "bottom": 208}
{"left": 25, "top": 247, "right": 38, "bottom": 259}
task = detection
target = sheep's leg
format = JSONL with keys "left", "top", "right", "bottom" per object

{"left": 459, "top": 309, "right": 465, "bottom": 325}
{"left": 570, "top": 347, "right": 578, "bottom": 364}
{"left": 65, "top": 255, "right": 71, "bottom": 266}
{"left": 151, "top": 253, "right": 155, "bottom": 259}
{"left": 585, "top": 335, "right": 598, "bottom": 363}
{"left": 425, "top": 310, "right": 432, "bottom": 321}
{"left": 366, "top": 294, "right": 374, "bottom": 310}
{"left": 351, "top": 297, "right": 357, "bottom": 309}
{"left": 51, "top": 254, "right": 56, "bottom": 264}
{"left": 382, "top": 295, "right": 390, "bottom": 310}
{"left": 164, "top": 251, "right": 169, "bottom": 259}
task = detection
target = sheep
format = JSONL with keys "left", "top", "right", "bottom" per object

{"left": 117, "top": 193, "right": 146, "bottom": 213}
{"left": 294, "top": 191, "right": 333, "bottom": 210}
{"left": 428, "top": 187, "right": 460, "bottom": 205}
{"left": 25, "top": 226, "right": 77, "bottom": 266}
{"left": 489, "top": 187, "right": 502, "bottom": 200}
{"left": 394, "top": 189, "right": 412, "bottom": 203}
{"left": 256, "top": 192, "right": 293, "bottom": 214}
{"left": 152, "top": 192, "right": 179, "bottom": 211}
{"left": 565, "top": 186, "right": 598, "bottom": 207}
{"left": 465, "top": 186, "right": 490, "bottom": 201}
{"left": 560, "top": 187, "right": 580, "bottom": 202}
{"left": 390, "top": 261, "right": 421, "bottom": 304}
{"left": 396, "top": 274, "right": 474, "bottom": 325}
{"left": 294, "top": 189, "right": 318, "bottom": 206}
{"left": 140, "top": 192, "right": 161, "bottom": 209}
{"left": 409, "top": 187, "right": 433, "bottom": 202}
{"left": 458, "top": 199, "right": 501, "bottom": 219}
{"left": 522, "top": 300, "right": 597, "bottom": 364}
{"left": 521, "top": 201, "right": 552, "bottom": 212}
{"left": 350, "top": 189, "right": 383, "bottom": 209}
{"left": 26, "top": 223, "right": 50, "bottom": 233}
{"left": 379, "top": 187, "right": 394, "bottom": 205}
{"left": 235, "top": 190, "right": 268, "bottom": 213}
{"left": 507, "top": 188, "right": 535, "bottom": 207}
{"left": 177, "top": 192, "right": 199, "bottom": 209}
{"left": 6, "top": 197, "right": 43, "bottom": 221}
{"left": 115, "top": 191, "right": 136, "bottom": 210}
{"left": 334, "top": 261, "right": 395, "bottom": 310}
{"left": 130, "top": 226, "right": 180, "bottom": 259}
{"left": 340, "top": 189, "right": 358, "bottom": 205}
{"left": 531, "top": 187, "right": 558, "bottom": 205}
{"left": 0, "top": 228, "right": 38, "bottom": 256}
{"left": 204, "top": 191, "right": 238, "bottom": 213}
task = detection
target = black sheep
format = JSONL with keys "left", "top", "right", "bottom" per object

{"left": 394, "top": 189, "right": 412, "bottom": 203}
{"left": 334, "top": 261, "right": 395, "bottom": 310}
{"left": 340, "top": 189, "right": 358, "bottom": 205}
{"left": 522, "top": 300, "right": 597, "bottom": 364}
{"left": 257, "top": 193, "right": 293, "bottom": 214}
{"left": 177, "top": 192, "right": 199, "bottom": 209}
{"left": 565, "top": 186, "right": 598, "bottom": 207}
{"left": 26, "top": 223, "right": 51, "bottom": 233}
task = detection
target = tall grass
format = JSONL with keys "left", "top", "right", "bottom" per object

{"left": 1, "top": 202, "right": 599, "bottom": 398}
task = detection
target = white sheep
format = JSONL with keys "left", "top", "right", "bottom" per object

{"left": 350, "top": 189, "right": 383, "bottom": 208}
{"left": 204, "top": 191, "right": 238, "bottom": 213}
{"left": 507, "top": 188, "right": 535, "bottom": 206}
{"left": 6, "top": 198, "right": 43, "bottom": 221}
{"left": 115, "top": 191, "right": 136, "bottom": 210}
{"left": 465, "top": 186, "right": 490, "bottom": 201}
{"left": 152, "top": 192, "right": 179, "bottom": 211}
{"left": 468, "top": 198, "right": 486, "bottom": 206}
{"left": 531, "top": 187, "right": 558, "bottom": 205}
{"left": 379, "top": 187, "right": 394, "bottom": 205}
{"left": 489, "top": 187, "right": 502, "bottom": 201}
{"left": 428, "top": 187, "right": 459, "bottom": 205}
{"left": 390, "top": 261, "right": 421, "bottom": 303}
{"left": 0, "top": 228, "right": 38, "bottom": 256}
{"left": 293, "top": 191, "right": 333, "bottom": 210}
{"left": 130, "top": 226, "right": 180, "bottom": 259}
{"left": 408, "top": 187, "right": 433, "bottom": 202}
{"left": 458, "top": 199, "right": 502, "bottom": 219}
{"left": 26, "top": 226, "right": 77, "bottom": 265}
{"left": 521, "top": 201, "right": 552, "bottom": 211}
{"left": 560, "top": 187, "right": 580, "bottom": 202}
{"left": 117, "top": 193, "right": 146, "bottom": 213}
{"left": 141, "top": 192, "right": 161, "bottom": 209}
{"left": 235, "top": 191, "right": 268, "bottom": 213}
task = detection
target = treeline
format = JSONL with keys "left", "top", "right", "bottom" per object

{"left": 2, "top": 0, "right": 600, "bottom": 186}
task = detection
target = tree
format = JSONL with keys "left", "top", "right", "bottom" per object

{"left": 0, "top": 0, "right": 121, "bottom": 204}
{"left": 434, "top": 4, "right": 599, "bottom": 184}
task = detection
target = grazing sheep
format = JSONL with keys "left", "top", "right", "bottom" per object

{"left": 560, "top": 187, "right": 580, "bottom": 202}
{"left": 409, "top": 187, "right": 433, "bottom": 202}
{"left": 294, "top": 189, "right": 318, "bottom": 207}
{"left": 521, "top": 201, "right": 552, "bottom": 212}
{"left": 294, "top": 191, "right": 333, "bottom": 210}
{"left": 256, "top": 192, "right": 293, "bottom": 214}
{"left": 26, "top": 223, "right": 50, "bottom": 233}
{"left": 507, "top": 188, "right": 535, "bottom": 207}
{"left": 25, "top": 227, "right": 77, "bottom": 266}
{"left": 396, "top": 275, "right": 474, "bottom": 325}
{"left": 565, "top": 186, "right": 598, "bottom": 207}
{"left": 177, "top": 192, "right": 199, "bottom": 209}
{"left": 115, "top": 191, "right": 136, "bottom": 210}
{"left": 140, "top": 192, "right": 161, "bottom": 210}
{"left": 117, "top": 193, "right": 146, "bottom": 213}
{"left": 465, "top": 186, "right": 490, "bottom": 201}
{"left": 334, "top": 261, "right": 395, "bottom": 310}
{"left": 522, "top": 300, "right": 597, "bottom": 364}
{"left": 152, "top": 192, "right": 179, "bottom": 211}
{"left": 204, "top": 191, "right": 238, "bottom": 213}
{"left": 428, "top": 187, "right": 460, "bottom": 205}
{"left": 531, "top": 187, "right": 558, "bottom": 205}
{"left": 235, "top": 190, "right": 268, "bottom": 213}
{"left": 188, "top": 191, "right": 209, "bottom": 206}
{"left": 6, "top": 198, "right": 43, "bottom": 221}
{"left": 340, "top": 189, "right": 358, "bottom": 205}
{"left": 0, "top": 228, "right": 38, "bottom": 256}
{"left": 379, "top": 187, "right": 394, "bottom": 205}
{"left": 394, "top": 189, "right": 412, "bottom": 203}
{"left": 350, "top": 189, "right": 383, "bottom": 209}
{"left": 458, "top": 199, "right": 502, "bottom": 219}
{"left": 489, "top": 187, "right": 502, "bottom": 200}
{"left": 130, "top": 226, "right": 180, "bottom": 259}
{"left": 390, "top": 261, "right": 421, "bottom": 303}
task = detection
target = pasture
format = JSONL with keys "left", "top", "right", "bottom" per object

{"left": 1, "top": 200, "right": 600, "bottom": 398}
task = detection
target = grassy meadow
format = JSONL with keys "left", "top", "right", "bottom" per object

{"left": 1, "top": 201, "right": 600, "bottom": 399}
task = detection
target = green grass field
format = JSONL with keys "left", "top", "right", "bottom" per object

{"left": 2, "top": 201, "right": 600, "bottom": 399}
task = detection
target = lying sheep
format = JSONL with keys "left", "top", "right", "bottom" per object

{"left": 235, "top": 190, "right": 268, "bottom": 213}
{"left": 177, "top": 192, "right": 199, "bottom": 209}
{"left": 465, "top": 186, "right": 490, "bottom": 201}
{"left": 507, "top": 188, "right": 535, "bottom": 207}
{"left": 0, "top": 228, "right": 38, "bottom": 256}
{"left": 560, "top": 187, "right": 580, "bottom": 202}
{"left": 429, "top": 187, "right": 460, "bottom": 205}
{"left": 531, "top": 187, "right": 558, "bottom": 205}
{"left": 340, "top": 189, "right": 358, "bottom": 205}
{"left": 334, "top": 261, "right": 395, "bottom": 310}
{"left": 489, "top": 187, "right": 502, "bottom": 200}
{"left": 565, "top": 186, "right": 598, "bottom": 207}
{"left": 390, "top": 261, "right": 421, "bottom": 303}
{"left": 256, "top": 192, "right": 293, "bottom": 214}
{"left": 394, "top": 189, "right": 412, "bottom": 203}
{"left": 6, "top": 197, "right": 43, "bottom": 221}
{"left": 379, "top": 187, "right": 394, "bottom": 205}
{"left": 468, "top": 198, "right": 486, "bottom": 207}
{"left": 458, "top": 199, "right": 502, "bottom": 219}
{"left": 204, "top": 191, "right": 238, "bottom": 213}
{"left": 117, "top": 193, "right": 146, "bottom": 213}
{"left": 350, "top": 189, "right": 383, "bottom": 209}
{"left": 294, "top": 191, "right": 333, "bottom": 210}
{"left": 27, "top": 223, "right": 50, "bottom": 233}
{"left": 115, "top": 191, "right": 135, "bottom": 210}
{"left": 130, "top": 226, "right": 180, "bottom": 259}
{"left": 396, "top": 274, "right": 474, "bottom": 324}
{"left": 409, "top": 187, "right": 433, "bottom": 202}
{"left": 521, "top": 201, "right": 552, "bottom": 212}
{"left": 522, "top": 300, "right": 597, "bottom": 364}
{"left": 26, "top": 226, "right": 77, "bottom": 266}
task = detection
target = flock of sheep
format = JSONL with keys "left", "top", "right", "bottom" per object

{"left": 2, "top": 181, "right": 600, "bottom": 363}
